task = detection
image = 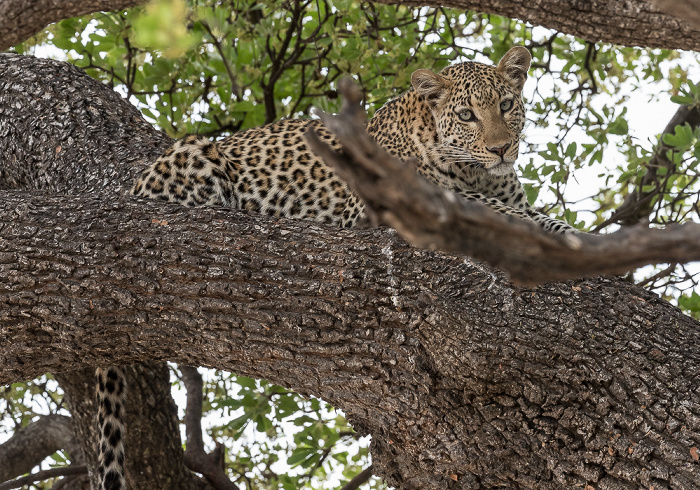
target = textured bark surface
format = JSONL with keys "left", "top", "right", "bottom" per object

{"left": 376, "top": 0, "right": 700, "bottom": 51}
{"left": 1, "top": 0, "right": 700, "bottom": 54}
{"left": 0, "top": 54, "right": 195, "bottom": 490}
{"left": 1, "top": 54, "right": 700, "bottom": 488}
{"left": 0, "top": 53, "right": 168, "bottom": 195}
{"left": 647, "top": 0, "right": 700, "bottom": 31}
{"left": 0, "top": 414, "right": 82, "bottom": 482}
{"left": 0, "top": 0, "right": 146, "bottom": 51}
{"left": 57, "top": 365, "right": 211, "bottom": 490}
{"left": 1, "top": 190, "right": 700, "bottom": 488}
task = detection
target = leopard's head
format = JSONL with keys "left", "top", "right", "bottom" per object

{"left": 412, "top": 46, "right": 530, "bottom": 176}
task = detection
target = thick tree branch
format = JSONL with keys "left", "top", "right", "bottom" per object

{"left": 2, "top": 0, "right": 700, "bottom": 55}
{"left": 0, "top": 0, "right": 146, "bottom": 51}
{"left": 370, "top": 0, "right": 700, "bottom": 52}
{"left": 647, "top": 0, "right": 700, "bottom": 30}
{"left": 307, "top": 80, "right": 700, "bottom": 284}
{"left": 0, "top": 53, "right": 168, "bottom": 195}
{"left": 1, "top": 190, "right": 700, "bottom": 488}
{"left": 0, "top": 414, "right": 81, "bottom": 483}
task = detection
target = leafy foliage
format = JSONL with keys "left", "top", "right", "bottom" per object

{"left": 178, "top": 370, "right": 377, "bottom": 489}
{"left": 4, "top": 0, "right": 700, "bottom": 486}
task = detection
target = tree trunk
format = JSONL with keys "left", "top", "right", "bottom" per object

{"left": 0, "top": 53, "right": 204, "bottom": 490}
{"left": 1, "top": 54, "right": 700, "bottom": 488}
{"left": 56, "top": 365, "right": 211, "bottom": 490}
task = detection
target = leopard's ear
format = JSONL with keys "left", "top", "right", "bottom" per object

{"left": 412, "top": 69, "right": 450, "bottom": 108}
{"left": 496, "top": 46, "right": 531, "bottom": 92}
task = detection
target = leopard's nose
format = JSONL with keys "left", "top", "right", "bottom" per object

{"left": 487, "top": 142, "right": 511, "bottom": 157}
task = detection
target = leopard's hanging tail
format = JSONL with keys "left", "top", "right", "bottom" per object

{"left": 95, "top": 366, "right": 127, "bottom": 490}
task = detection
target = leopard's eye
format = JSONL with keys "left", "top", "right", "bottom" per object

{"left": 457, "top": 109, "right": 475, "bottom": 122}
{"left": 500, "top": 99, "right": 514, "bottom": 112}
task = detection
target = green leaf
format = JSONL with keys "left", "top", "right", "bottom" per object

{"left": 288, "top": 447, "right": 316, "bottom": 466}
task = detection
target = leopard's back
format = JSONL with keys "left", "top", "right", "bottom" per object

{"left": 132, "top": 119, "right": 364, "bottom": 227}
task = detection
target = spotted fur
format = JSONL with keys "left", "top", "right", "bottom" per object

{"left": 95, "top": 367, "right": 126, "bottom": 490}
{"left": 96, "top": 46, "right": 575, "bottom": 489}
{"left": 130, "top": 47, "right": 574, "bottom": 233}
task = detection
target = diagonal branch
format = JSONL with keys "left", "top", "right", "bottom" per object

{"left": 0, "top": 465, "right": 87, "bottom": 490}
{"left": 339, "top": 464, "right": 374, "bottom": 490}
{"left": 596, "top": 103, "right": 700, "bottom": 231}
{"left": 306, "top": 79, "right": 700, "bottom": 285}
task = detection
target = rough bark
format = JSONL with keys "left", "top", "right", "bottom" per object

{"left": 2, "top": 0, "right": 700, "bottom": 54}
{"left": 56, "top": 365, "right": 211, "bottom": 490}
{"left": 1, "top": 190, "right": 700, "bottom": 489}
{"left": 1, "top": 54, "right": 700, "bottom": 488}
{"left": 0, "top": 414, "right": 82, "bottom": 482}
{"left": 0, "top": 0, "right": 146, "bottom": 51}
{"left": 376, "top": 0, "right": 700, "bottom": 51}
{"left": 647, "top": 0, "right": 700, "bottom": 31}
{"left": 0, "top": 54, "right": 193, "bottom": 490}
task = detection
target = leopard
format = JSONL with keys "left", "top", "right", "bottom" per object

{"left": 95, "top": 46, "right": 576, "bottom": 490}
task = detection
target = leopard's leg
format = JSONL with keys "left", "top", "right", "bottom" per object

{"left": 458, "top": 190, "right": 577, "bottom": 234}
{"left": 526, "top": 210, "right": 578, "bottom": 234}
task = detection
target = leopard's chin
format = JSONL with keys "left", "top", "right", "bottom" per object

{"left": 486, "top": 159, "right": 515, "bottom": 176}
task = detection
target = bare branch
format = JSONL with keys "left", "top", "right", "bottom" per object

{"left": 182, "top": 367, "right": 237, "bottom": 490}
{"left": 340, "top": 464, "right": 373, "bottom": 490}
{"left": 597, "top": 103, "right": 700, "bottom": 230}
{"left": 0, "top": 415, "right": 81, "bottom": 483}
{"left": 0, "top": 465, "right": 87, "bottom": 490}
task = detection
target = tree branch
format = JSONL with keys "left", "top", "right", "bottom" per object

{"left": 0, "top": 0, "right": 146, "bottom": 51}
{"left": 647, "top": 0, "right": 700, "bottom": 30}
{"left": 0, "top": 414, "right": 81, "bottom": 483}
{"left": 182, "top": 367, "right": 237, "bottom": 490}
{"left": 1, "top": 189, "right": 700, "bottom": 487}
{"left": 340, "top": 464, "right": 373, "bottom": 490}
{"left": 0, "top": 465, "right": 87, "bottom": 490}
{"left": 596, "top": 103, "right": 700, "bottom": 231}
{"left": 306, "top": 79, "right": 700, "bottom": 285}
{"left": 371, "top": 0, "right": 700, "bottom": 52}
{"left": 2, "top": 0, "right": 700, "bottom": 55}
